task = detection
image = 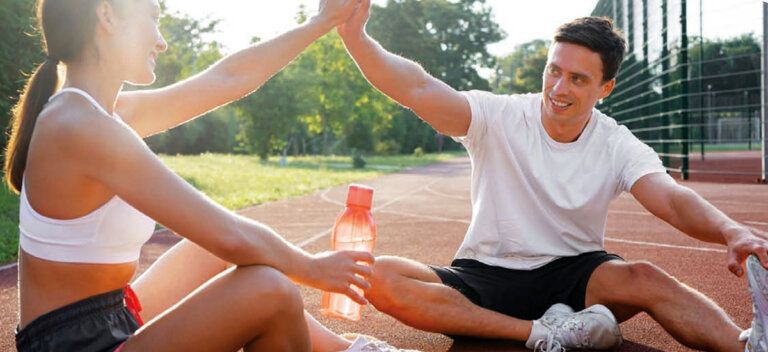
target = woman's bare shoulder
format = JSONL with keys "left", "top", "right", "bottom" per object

{"left": 33, "top": 95, "right": 149, "bottom": 168}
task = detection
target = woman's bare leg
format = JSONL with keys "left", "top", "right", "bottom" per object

{"left": 124, "top": 265, "right": 310, "bottom": 351}
{"left": 132, "top": 239, "right": 351, "bottom": 351}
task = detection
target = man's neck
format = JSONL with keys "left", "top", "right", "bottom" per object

{"left": 540, "top": 106, "right": 592, "bottom": 143}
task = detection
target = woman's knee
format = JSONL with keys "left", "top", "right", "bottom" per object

{"left": 230, "top": 266, "right": 304, "bottom": 316}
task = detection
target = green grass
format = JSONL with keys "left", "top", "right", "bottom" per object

{"left": 0, "top": 152, "right": 461, "bottom": 264}
{"left": 160, "top": 152, "right": 460, "bottom": 210}
{"left": 0, "top": 186, "right": 19, "bottom": 265}
{"left": 687, "top": 143, "right": 762, "bottom": 153}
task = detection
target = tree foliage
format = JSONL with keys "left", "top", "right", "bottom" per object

{"left": 492, "top": 39, "right": 549, "bottom": 94}
{"left": 688, "top": 34, "right": 761, "bottom": 94}
{"left": 0, "top": 0, "right": 43, "bottom": 149}
{"left": 364, "top": 0, "right": 505, "bottom": 153}
{"left": 0, "top": 1, "right": 505, "bottom": 158}
{"left": 143, "top": 7, "right": 239, "bottom": 154}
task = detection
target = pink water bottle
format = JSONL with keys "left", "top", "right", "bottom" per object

{"left": 321, "top": 184, "right": 376, "bottom": 321}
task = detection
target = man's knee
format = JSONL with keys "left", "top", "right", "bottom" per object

{"left": 624, "top": 261, "right": 675, "bottom": 286}
{"left": 365, "top": 256, "right": 400, "bottom": 311}
{"left": 595, "top": 261, "right": 680, "bottom": 305}
{"left": 366, "top": 256, "right": 413, "bottom": 313}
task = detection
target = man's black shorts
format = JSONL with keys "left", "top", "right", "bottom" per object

{"left": 429, "top": 251, "right": 623, "bottom": 321}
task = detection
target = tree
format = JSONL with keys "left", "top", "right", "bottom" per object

{"left": 0, "top": 0, "right": 43, "bottom": 151}
{"left": 234, "top": 36, "right": 304, "bottom": 160}
{"left": 223, "top": 1, "right": 507, "bottom": 159}
{"left": 367, "top": 0, "right": 505, "bottom": 153}
{"left": 143, "top": 8, "right": 237, "bottom": 154}
{"left": 234, "top": 15, "right": 398, "bottom": 157}
{"left": 688, "top": 34, "right": 761, "bottom": 94}
{"left": 369, "top": 0, "right": 503, "bottom": 91}
{"left": 492, "top": 39, "right": 549, "bottom": 94}
{"left": 294, "top": 32, "right": 396, "bottom": 155}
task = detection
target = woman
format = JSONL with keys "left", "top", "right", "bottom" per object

{"left": 7, "top": 0, "right": 405, "bottom": 351}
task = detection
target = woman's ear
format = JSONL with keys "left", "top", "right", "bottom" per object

{"left": 95, "top": 0, "right": 119, "bottom": 34}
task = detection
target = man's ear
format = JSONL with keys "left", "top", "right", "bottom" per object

{"left": 600, "top": 78, "right": 616, "bottom": 100}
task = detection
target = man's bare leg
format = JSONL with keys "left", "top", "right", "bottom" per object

{"left": 365, "top": 256, "right": 533, "bottom": 340}
{"left": 586, "top": 260, "right": 744, "bottom": 351}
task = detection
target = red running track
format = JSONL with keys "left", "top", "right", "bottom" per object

{"left": 0, "top": 156, "right": 764, "bottom": 351}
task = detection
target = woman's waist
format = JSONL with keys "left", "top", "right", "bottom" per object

{"left": 19, "top": 252, "right": 137, "bottom": 328}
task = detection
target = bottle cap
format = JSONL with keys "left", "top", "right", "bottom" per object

{"left": 346, "top": 184, "right": 374, "bottom": 209}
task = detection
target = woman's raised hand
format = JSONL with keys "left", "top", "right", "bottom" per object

{"left": 316, "top": 0, "right": 362, "bottom": 27}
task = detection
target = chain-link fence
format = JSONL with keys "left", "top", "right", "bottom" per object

{"left": 592, "top": 0, "right": 767, "bottom": 183}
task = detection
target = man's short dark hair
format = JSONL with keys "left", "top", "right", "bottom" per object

{"left": 553, "top": 17, "right": 627, "bottom": 82}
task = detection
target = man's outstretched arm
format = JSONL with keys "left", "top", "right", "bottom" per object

{"left": 631, "top": 173, "right": 768, "bottom": 277}
{"left": 337, "top": 0, "right": 470, "bottom": 137}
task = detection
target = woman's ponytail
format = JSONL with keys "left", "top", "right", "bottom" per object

{"left": 4, "top": 57, "right": 60, "bottom": 193}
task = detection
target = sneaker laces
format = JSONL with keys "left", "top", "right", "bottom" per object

{"left": 741, "top": 328, "right": 752, "bottom": 342}
{"left": 534, "top": 333, "right": 566, "bottom": 352}
{"left": 539, "top": 314, "right": 591, "bottom": 348}
{"left": 356, "top": 339, "right": 395, "bottom": 352}
{"left": 345, "top": 335, "right": 420, "bottom": 352}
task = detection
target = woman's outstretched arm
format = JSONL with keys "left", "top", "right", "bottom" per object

{"left": 117, "top": 0, "right": 362, "bottom": 138}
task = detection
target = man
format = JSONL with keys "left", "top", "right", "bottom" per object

{"left": 336, "top": 1, "right": 768, "bottom": 351}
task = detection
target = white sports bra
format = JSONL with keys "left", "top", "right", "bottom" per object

{"left": 19, "top": 87, "right": 156, "bottom": 264}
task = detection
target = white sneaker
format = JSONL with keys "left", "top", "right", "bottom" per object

{"left": 526, "top": 304, "right": 623, "bottom": 351}
{"left": 745, "top": 255, "right": 768, "bottom": 352}
{"left": 344, "top": 335, "right": 420, "bottom": 352}
{"left": 527, "top": 304, "right": 575, "bottom": 352}
{"left": 742, "top": 329, "right": 752, "bottom": 342}
{"left": 542, "top": 303, "right": 576, "bottom": 317}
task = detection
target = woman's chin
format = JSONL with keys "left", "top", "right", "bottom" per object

{"left": 125, "top": 74, "right": 156, "bottom": 87}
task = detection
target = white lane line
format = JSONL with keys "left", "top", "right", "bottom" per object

{"left": 0, "top": 179, "right": 449, "bottom": 272}
{"left": 5, "top": 176, "right": 755, "bottom": 271}
{"left": 378, "top": 209, "right": 471, "bottom": 224}
{"left": 296, "top": 228, "right": 332, "bottom": 248}
{"left": 370, "top": 207, "right": 727, "bottom": 255}
{"left": 615, "top": 195, "right": 768, "bottom": 208}
{"left": 609, "top": 210, "right": 651, "bottom": 216}
{"left": 605, "top": 237, "right": 726, "bottom": 253}
{"left": 712, "top": 200, "right": 768, "bottom": 207}
{"left": 423, "top": 184, "right": 469, "bottom": 201}
{"left": 0, "top": 231, "right": 729, "bottom": 274}
{"left": 301, "top": 179, "right": 443, "bottom": 248}
{"left": 608, "top": 211, "right": 767, "bottom": 233}
{"left": 320, "top": 187, "right": 345, "bottom": 207}
{"left": 371, "top": 179, "right": 441, "bottom": 213}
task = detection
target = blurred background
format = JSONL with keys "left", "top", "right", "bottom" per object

{"left": 1, "top": 0, "right": 765, "bottom": 179}
{"left": 593, "top": 0, "right": 767, "bottom": 183}
{"left": 0, "top": 0, "right": 765, "bottom": 262}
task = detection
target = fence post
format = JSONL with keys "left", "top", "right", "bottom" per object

{"left": 762, "top": 1, "right": 767, "bottom": 183}
{"left": 680, "top": 0, "right": 690, "bottom": 180}
{"left": 747, "top": 90, "right": 752, "bottom": 150}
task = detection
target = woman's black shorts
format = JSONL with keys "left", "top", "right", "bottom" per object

{"left": 16, "top": 287, "right": 140, "bottom": 352}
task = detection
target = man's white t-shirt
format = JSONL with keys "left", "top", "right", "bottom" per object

{"left": 453, "top": 91, "right": 668, "bottom": 270}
